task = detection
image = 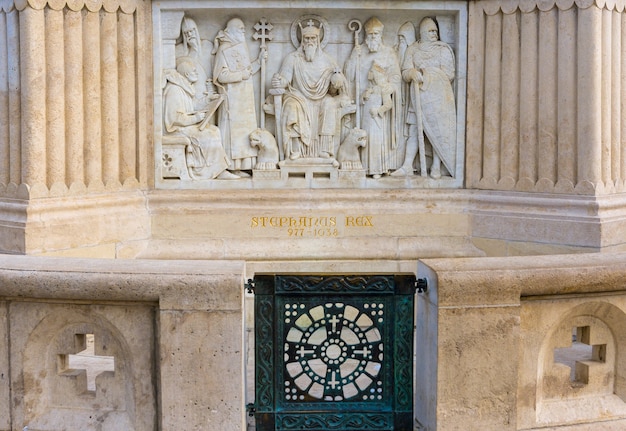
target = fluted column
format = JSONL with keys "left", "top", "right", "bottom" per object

{"left": 118, "top": 12, "right": 136, "bottom": 186}
{"left": 538, "top": 9, "right": 558, "bottom": 187}
{"left": 500, "top": 13, "right": 520, "bottom": 188}
{"left": 622, "top": 12, "right": 626, "bottom": 183}
{"left": 0, "top": 9, "right": 9, "bottom": 186}
{"left": 7, "top": 8, "right": 20, "bottom": 187}
{"left": 83, "top": 9, "right": 102, "bottom": 189}
{"left": 19, "top": 6, "right": 47, "bottom": 189}
{"left": 0, "top": 0, "right": 148, "bottom": 198}
{"left": 482, "top": 12, "right": 502, "bottom": 185}
{"left": 64, "top": 8, "right": 83, "bottom": 189}
{"left": 467, "top": 0, "right": 626, "bottom": 195}
{"left": 518, "top": 10, "right": 538, "bottom": 188}
{"left": 577, "top": 5, "right": 603, "bottom": 191}
{"left": 100, "top": 10, "right": 120, "bottom": 188}
{"left": 611, "top": 9, "right": 621, "bottom": 187}
{"left": 557, "top": 7, "right": 577, "bottom": 190}
{"left": 45, "top": 7, "right": 65, "bottom": 189}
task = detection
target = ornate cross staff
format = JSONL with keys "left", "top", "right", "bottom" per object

{"left": 348, "top": 19, "right": 362, "bottom": 128}
{"left": 254, "top": 18, "right": 273, "bottom": 129}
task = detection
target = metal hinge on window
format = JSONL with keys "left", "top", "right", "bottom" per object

{"left": 245, "top": 279, "right": 255, "bottom": 294}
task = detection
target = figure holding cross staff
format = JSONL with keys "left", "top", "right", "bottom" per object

{"left": 254, "top": 17, "right": 273, "bottom": 130}
{"left": 213, "top": 17, "right": 268, "bottom": 176}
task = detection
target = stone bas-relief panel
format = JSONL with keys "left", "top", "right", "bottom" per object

{"left": 153, "top": 1, "right": 467, "bottom": 189}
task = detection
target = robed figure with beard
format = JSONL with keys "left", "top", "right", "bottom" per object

{"left": 163, "top": 57, "right": 238, "bottom": 180}
{"left": 271, "top": 20, "right": 352, "bottom": 161}
{"left": 176, "top": 16, "right": 216, "bottom": 111}
{"left": 213, "top": 18, "right": 265, "bottom": 174}
{"left": 344, "top": 17, "right": 403, "bottom": 173}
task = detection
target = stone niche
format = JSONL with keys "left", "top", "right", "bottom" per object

{"left": 153, "top": 1, "right": 467, "bottom": 190}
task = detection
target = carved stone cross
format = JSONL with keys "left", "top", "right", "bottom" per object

{"left": 254, "top": 18, "right": 273, "bottom": 128}
{"left": 554, "top": 326, "right": 606, "bottom": 384}
{"left": 253, "top": 18, "right": 273, "bottom": 48}
{"left": 58, "top": 333, "right": 115, "bottom": 393}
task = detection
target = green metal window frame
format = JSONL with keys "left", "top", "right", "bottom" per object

{"left": 251, "top": 274, "right": 415, "bottom": 431}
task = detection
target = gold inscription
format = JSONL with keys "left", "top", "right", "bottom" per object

{"left": 345, "top": 216, "right": 374, "bottom": 227}
{"left": 250, "top": 216, "right": 337, "bottom": 228}
{"left": 250, "top": 215, "right": 374, "bottom": 237}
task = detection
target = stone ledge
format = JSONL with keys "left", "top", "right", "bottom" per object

{"left": 419, "top": 251, "right": 626, "bottom": 306}
{"left": 0, "top": 255, "right": 245, "bottom": 309}
{"left": 470, "top": 190, "right": 626, "bottom": 249}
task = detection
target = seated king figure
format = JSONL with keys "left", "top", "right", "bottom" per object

{"left": 271, "top": 19, "right": 353, "bottom": 161}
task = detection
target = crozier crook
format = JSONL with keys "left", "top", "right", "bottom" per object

{"left": 348, "top": 19, "right": 362, "bottom": 128}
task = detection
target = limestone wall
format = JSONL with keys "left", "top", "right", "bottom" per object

{"left": 1, "top": 0, "right": 626, "bottom": 256}
{"left": 0, "top": 255, "right": 245, "bottom": 431}
{"left": 418, "top": 251, "right": 626, "bottom": 430}
{"left": 0, "top": 0, "right": 154, "bottom": 255}
{"left": 1, "top": 253, "right": 626, "bottom": 429}
{"left": 4, "top": 0, "right": 626, "bottom": 197}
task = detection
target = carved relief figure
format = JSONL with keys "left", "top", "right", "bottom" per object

{"left": 213, "top": 18, "right": 267, "bottom": 175}
{"left": 362, "top": 62, "right": 394, "bottom": 178}
{"left": 394, "top": 22, "right": 416, "bottom": 157}
{"left": 271, "top": 19, "right": 354, "bottom": 161}
{"left": 395, "top": 22, "right": 416, "bottom": 69}
{"left": 250, "top": 129, "right": 279, "bottom": 170}
{"left": 337, "top": 128, "right": 367, "bottom": 170}
{"left": 176, "top": 17, "right": 217, "bottom": 111}
{"left": 344, "top": 17, "right": 403, "bottom": 171}
{"left": 163, "top": 57, "right": 239, "bottom": 180}
{"left": 392, "top": 17, "right": 456, "bottom": 179}
{"left": 158, "top": 11, "right": 462, "bottom": 186}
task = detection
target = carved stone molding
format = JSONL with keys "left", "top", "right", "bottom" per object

{"left": 478, "top": 0, "right": 626, "bottom": 14}
{"left": 3, "top": 0, "right": 138, "bottom": 12}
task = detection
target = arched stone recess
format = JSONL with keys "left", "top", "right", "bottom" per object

{"left": 10, "top": 303, "right": 156, "bottom": 430}
{"left": 535, "top": 301, "right": 626, "bottom": 427}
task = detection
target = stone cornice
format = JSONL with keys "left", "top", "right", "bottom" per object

{"left": 0, "top": 0, "right": 137, "bottom": 12}
{"left": 0, "top": 179, "right": 143, "bottom": 199}
{"left": 0, "top": 254, "right": 245, "bottom": 308}
{"left": 419, "top": 251, "right": 626, "bottom": 307}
